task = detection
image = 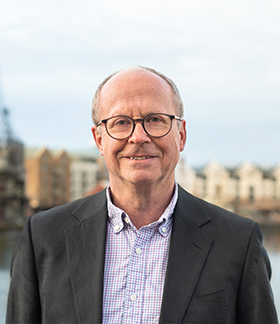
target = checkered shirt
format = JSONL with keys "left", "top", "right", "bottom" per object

{"left": 102, "top": 184, "right": 178, "bottom": 324}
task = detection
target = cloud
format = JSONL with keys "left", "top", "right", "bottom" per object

{"left": 0, "top": 0, "right": 279, "bottom": 165}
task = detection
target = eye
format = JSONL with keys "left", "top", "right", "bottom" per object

{"left": 146, "top": 115, "right": 164, "bottom": 123}
{"left": 111, "top": 117, "right": 132, "bottom": 128}
{"left": 116, "top": 119, "right": 130, "bottom": 126}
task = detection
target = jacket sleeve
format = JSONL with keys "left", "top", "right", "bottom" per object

{"left": 6, "top": 216, "right": 41, "bottom": 324}
{"left": 236, "top": 223, "right": 278, "bottom": 324}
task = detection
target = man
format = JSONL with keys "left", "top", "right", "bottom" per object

{"left": 7, "top": 67, "right": 278, "bottom": 323}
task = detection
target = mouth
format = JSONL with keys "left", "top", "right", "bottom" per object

{"left": 129, "top": 156, "right": 153, "bottom": 160}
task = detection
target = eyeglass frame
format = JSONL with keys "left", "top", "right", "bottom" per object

{"left": 96, "top": 113, "right": 183, "bottom": 140}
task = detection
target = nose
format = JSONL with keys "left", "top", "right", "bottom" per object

{"left": 128, "top": 121, "right": 151, "bottom": 144}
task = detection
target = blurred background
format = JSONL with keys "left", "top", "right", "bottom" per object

{"left": 0, "top": 0, "right": 279, "bottom": 321}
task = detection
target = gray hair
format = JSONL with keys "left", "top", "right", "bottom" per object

{"left": 91, "top": 66, "right": 184, "bottom": 125}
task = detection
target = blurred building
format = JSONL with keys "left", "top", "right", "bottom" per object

{"left": 24, "top": 146, "right": 280, "bottom": 224}
{"left": 25, "top": 147, "right": 71, "bottom": 211}
{"left": 70, "top": 153, "right": 107, "bottom": 200}
{"left": 176, "top": 159, "right": 280, "bottom": 223}
{"left": 0, "top": 106, "right": 26, "bottom": 226}
{"left": 24, "top": 147, "right": 108, "bottom": 211}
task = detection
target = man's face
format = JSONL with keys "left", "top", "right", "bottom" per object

{"left": 92, "top": 69, "right": 186, "bottom": 189}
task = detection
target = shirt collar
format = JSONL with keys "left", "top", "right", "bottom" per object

{"left": 106, "top": 183, "right": 178, "bottom": 236}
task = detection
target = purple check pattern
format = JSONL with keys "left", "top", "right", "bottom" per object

{"left": 102, "top": 185, "right": 178, "bottom": 324}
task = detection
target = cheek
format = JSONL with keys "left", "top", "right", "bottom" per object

{"left": 167, "top": 136, "right": 183, "bottom": 162}
{"left": 102, "top": 139, "right": 123, "bottom": 161}
{"left": 171, "top": 133, "right": 182, "bottom": 150}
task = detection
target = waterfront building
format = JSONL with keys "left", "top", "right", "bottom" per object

{"left": 25, "top": 147, "right": 71, "bottom": 211}
{"left": 24, "top": 147, "right": 107, "bottom": 211}
{"left": 24, "top": 147, "right": 280, "bottom": 223}
{"left": 176, "top": 159, "right": 280, "bottom": 223}
{"left": 70, "top": 154, "right": 100, "bottom": 201}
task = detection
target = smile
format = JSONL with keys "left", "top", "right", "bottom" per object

{"left": 129, "top": 156, "right": 152, "bottom": 160}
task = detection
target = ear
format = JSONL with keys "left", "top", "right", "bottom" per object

{"left": 91, "top": 126, "right": 104, "bottom": 156}
{"left": 179, "top": 120, "right": 187, "bottom": 152}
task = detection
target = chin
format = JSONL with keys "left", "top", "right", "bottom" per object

{"left": 126, "top": 172, "right": 163, "bottom": 186}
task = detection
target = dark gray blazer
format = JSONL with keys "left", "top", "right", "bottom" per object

{"left": 6, "top": 186, "right": 278, "bottom": 323}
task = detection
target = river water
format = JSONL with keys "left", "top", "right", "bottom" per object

{"left": 0, "top": 226, "right": 279, "bottom": 322}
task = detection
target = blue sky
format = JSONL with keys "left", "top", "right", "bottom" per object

{"left": 0, "top": 0, "right": 279, "bottom": 167}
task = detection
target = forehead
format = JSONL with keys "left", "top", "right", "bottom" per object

{"left": 98, "top": 69, "right": 174, "bottom": 116}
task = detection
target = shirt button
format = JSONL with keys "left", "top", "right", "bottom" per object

{"left": 124, "top": 216, "right": 130, "bottom": 224}
{"left": 162, "top": 227, "right": 167, "bottom": 233}
{"left": 130, "top": 294, "right": 137, "bottom": 301}
{"left": 135, "top": 247, "right": 142, "bottom": 255}
{"left": 114, "top": 225, "right": 121, "bottom": 232}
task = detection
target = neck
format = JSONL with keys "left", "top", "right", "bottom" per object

{"left": 109, "top": 180, "right": 176, "bottom": 229}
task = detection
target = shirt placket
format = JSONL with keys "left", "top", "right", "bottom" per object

{"left": 123, "top": 227, "right": 155, "bottom": 324}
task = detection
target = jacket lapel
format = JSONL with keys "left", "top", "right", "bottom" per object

{"left": 64, "top": 190, "right": 108, "bottom": 324}
{"left": 160, "top": 187, "right": 213, "bottom": 324}
{"left": 63, "top": 187, "right": 213, "bottom": 324}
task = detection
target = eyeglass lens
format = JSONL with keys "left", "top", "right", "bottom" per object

{"left": 106, "top": 114, "right": 173, "bottom": 139}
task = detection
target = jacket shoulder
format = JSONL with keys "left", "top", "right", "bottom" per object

{"left": 29, "top": 189, "right": 107, "bottom": 231}
{"left": 177, "top": 185, "right": 256, "bottom": 230}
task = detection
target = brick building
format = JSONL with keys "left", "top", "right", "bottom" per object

{"left": 25, "top": 147, "right": 71, "bottom": 211}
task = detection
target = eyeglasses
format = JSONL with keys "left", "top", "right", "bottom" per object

{"left": 96, "top": 113, "right": 182, "bottom": 140}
